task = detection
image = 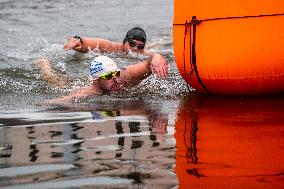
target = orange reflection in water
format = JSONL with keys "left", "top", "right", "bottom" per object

{"left": 175, "top": 96, "right": 284, "bottom": 189}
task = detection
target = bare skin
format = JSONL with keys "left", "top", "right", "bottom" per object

{"left": 63, "top": 37, "right": 153, "bottom": 56}
{"left": 35, "top": 54, "right": 168, "bottom": 104}
{"left": 34, "top": 59, "right": 70, "bottom": 88}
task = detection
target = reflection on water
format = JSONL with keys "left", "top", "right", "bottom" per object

{"left": 175, "top": 95, "right": 284, "bottom": 189}
{"left": 1, "top": 96, "right": 284, "bottom": 188}
{"left": 0, "top": 100, "right": 177, "bottom": 188}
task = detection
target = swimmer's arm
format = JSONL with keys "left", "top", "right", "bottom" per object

{"left": 35, "top": 58, "right": 70, "bottom": 88}
{"left": 123, "top": 54, "right": 168, "bottom": 86}
{"left": 47, "top": 85, "right": 99, "bottom": 104}
{"left": 64, "top": 37, "right": 124, "bottom": 53}
{"left": 122, "top": 59, "right": 152, "bottom": 87}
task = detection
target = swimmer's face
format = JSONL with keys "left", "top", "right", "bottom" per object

{"left": 98, "top": 77, "right": 120, "bottom": 93}
{"left": 124, "top": 39, "right": 145, "bottom": 53}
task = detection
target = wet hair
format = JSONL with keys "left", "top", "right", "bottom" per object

{"left": 123, "top": 27, "right": 146, "bottom": 44}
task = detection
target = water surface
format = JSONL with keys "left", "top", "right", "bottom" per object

{"left": 0, "top": 0, "right": 284, "bottom": 188}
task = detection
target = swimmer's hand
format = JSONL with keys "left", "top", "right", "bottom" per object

{"left": 150, "top": 54, "right": 168, "bottom": 79}
{"left": 64, "top": 37, "right": 83, "bottom": 51}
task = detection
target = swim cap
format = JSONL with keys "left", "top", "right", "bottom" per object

{"left": 123, "top": 27, "right": 146, "bottom": 44}
{"left": 90, "top": 56, "right": 120, "bottom": 79}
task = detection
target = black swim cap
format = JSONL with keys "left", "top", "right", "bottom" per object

{"left": 123, "top": 27, "right": 146, "bottom": 44}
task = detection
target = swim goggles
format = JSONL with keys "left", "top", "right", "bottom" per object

{"left": 128, "top": 38, "right": 145, "bottom": 50}
{"left": 99, "top": 71, "right": 120, "bottom": 80}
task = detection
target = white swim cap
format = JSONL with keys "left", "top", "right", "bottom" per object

{"left": 90, "top": 56, "right": 120, "bottom": 79}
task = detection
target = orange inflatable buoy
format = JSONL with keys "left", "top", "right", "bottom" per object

{"left": 173, "top": 0, "right": 284, "bottom": 95}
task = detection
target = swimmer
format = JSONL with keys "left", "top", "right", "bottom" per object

{"left": 35, "top": 54, "right": 168, "bottom": 104}
{"left": 64, "top": 27, "right": 153, "bottom": 56}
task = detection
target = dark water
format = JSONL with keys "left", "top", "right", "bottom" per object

{"left": 1, "top": 0, "right": 284, "bottom": 189}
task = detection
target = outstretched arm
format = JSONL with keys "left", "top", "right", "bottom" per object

{"left": 46, "top": 85, "right": 99, "bottom": 105}
{"left": 63, "top": 36, "right": 157, "bottom": 56}
{"left": 35, "top": 58, "right": 100, "bottom": 105}
{"left": 122, "top": 54, "right": 168, "bottom": 87}
{"left": 63, "top": 37, "right": 124, "bottom": 53}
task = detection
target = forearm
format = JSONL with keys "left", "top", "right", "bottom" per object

{"left": 77, "top": 38, "right": 120, "bottom": 53}
{"left": 76, "top": 38, "right": 102, "bottom": 52}
{"left": 58, "top": 86, "right": 96, "bottom": 101}
{"left": 125, "top": 57, "right": 153, "bottom": 83}
{"left": 42, "top": 72, "right": 69, "bottom": 88}
{"left": 46, "top": 85, "right": 98, "bottom": 105}
{"left": 35, "top": 58, "right": 69, "bottom": 88}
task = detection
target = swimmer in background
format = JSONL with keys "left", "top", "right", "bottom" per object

{"left": 64, "top": 27, "right": 154, "bottom": 56}
{"left": 35, "top": 54, "right": 168, "bottom": 104}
